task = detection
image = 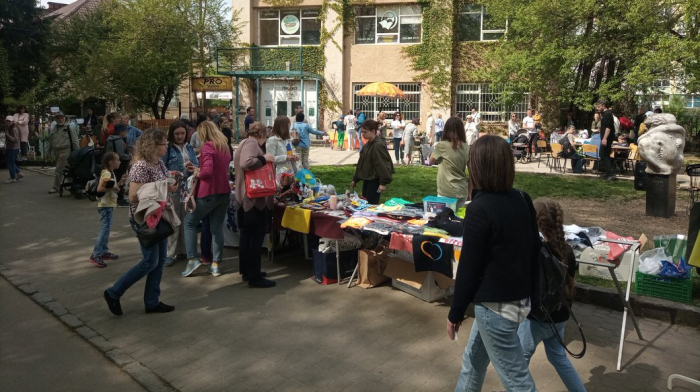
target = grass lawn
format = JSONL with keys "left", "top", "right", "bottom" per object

{"left": 313, "top": 165, "right": 643, "bottom": 204}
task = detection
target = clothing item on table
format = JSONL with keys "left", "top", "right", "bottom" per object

{"left": 412, "top": 235, "right": 454, "bottom": 278}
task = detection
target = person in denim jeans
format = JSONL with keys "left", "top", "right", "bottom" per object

{"left": 3, "top": 116, "right": 23, "bottom": 184}
{"left": 103, "top": 129, "right": 177, "bottom": 315}
{"left": 162, "top": 120, "right": 199, "bottom": 267}
{"left": 182, "top": 121, "right": 232, "bottom": 278}
{"left": 447, "top": 135, "right": 538, "bottom": 392}
{"left": 517, "top": 198, "right": 586, "bottom": 392}
{"left": 89, "top": 152, "right": 122, "bottom": 268}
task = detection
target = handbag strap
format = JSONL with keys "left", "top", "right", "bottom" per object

{"left": 540, "top": 300, "right": 587, "bottom": 359}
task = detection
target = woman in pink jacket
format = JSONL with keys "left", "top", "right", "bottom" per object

{"left": 13, "top": 105, "right": 30, "bottom": 161}
{"left": 182, "top": 121, "right": 231, "bottom": 278}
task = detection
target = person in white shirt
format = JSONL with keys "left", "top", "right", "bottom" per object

{"left": 391, "top": 112, "right": 406, "bottom": 164}
{"left": 522, "top": 109, "right": 535, "bottom": 134}
{"left": 508, "top": 113, "right": 520, "bottom": 141}
{"left": 471, "top": 108, "right": 481, "bottom": 131}
{"left": 464, "top": 115, "right": 478, "bottom": 146}
{"left": 425, "top": 112, "right": 435, "bottom": 145}
{"left": 344, "top": 109, "right": 357, "bottom": 150}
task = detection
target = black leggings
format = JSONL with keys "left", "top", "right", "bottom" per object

{"left": 237, "top": 207, "right": 270, "bottom": 280}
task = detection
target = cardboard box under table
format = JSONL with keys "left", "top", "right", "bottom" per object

{"left": 383, "top": 252, "right": 457, "bottom": 303}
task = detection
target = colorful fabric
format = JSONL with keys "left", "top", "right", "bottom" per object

{"left": 281, "top": 206, "right": 312, "bottom": 234}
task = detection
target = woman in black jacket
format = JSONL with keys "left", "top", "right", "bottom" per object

{"left": 447, "top": 135, "right": 539, "bottom": 392}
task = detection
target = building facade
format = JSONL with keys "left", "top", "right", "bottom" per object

{"left": 220, "top": 0, "right": 531, "bottom": 132}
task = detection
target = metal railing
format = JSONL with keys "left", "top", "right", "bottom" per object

{"left": 216, "top": 46, "right": 324, "bottom": 77}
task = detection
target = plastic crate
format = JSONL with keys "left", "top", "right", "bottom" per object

{"left": 635, "top": 271, "right": 693, "bottom": 304}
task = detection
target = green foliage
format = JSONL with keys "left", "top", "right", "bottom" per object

{"left": 403, "top": 0, "right": 454, "bottom": 110}
{"left": 252, "top": 47, "right": 325, "bottom": 74}
{"left": 664, "top": 95, "right": 688, "bottom": 119}
{"left": 478, "top": 0, "right": 700, "bottom": 113}
{"left": 0, "top": 0, "right": 51, "bottom": 112}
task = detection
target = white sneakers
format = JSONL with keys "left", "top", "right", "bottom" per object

{"left": 3, "top": 178, "right": 17, "bottom": 184}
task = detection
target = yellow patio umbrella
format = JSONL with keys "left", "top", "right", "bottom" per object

{"left": 356, "top": 82, "right": 406, "bottom": 98}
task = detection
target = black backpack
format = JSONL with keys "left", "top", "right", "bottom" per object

{"left": 559, "top": 137, "right": 576, "bottom": 157}
{"left": 522, "top": 192, "right": 587, "bottom": 359}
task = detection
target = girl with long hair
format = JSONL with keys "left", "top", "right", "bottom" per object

{"left": 89, "top": 152, "right": 122, "bottom": 268}
{"left": 104, "top": 129, "right": 177, "bottom": 315}
{"left": 429, "top": 117, "right": 469, "bottom": 208}
{"left": 517, "top": 198, "right": 586, "bottom": 392}
{"left": 182, "top": 121, "right": 231, "bottom": 278}
{"left": 162, "top": 120, "right": 199, "bottom": 267}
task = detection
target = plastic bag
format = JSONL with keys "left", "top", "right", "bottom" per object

{"left": 658, "top": 258, "right": 692, "bottom": 279}
{"left": 639, "top": 248, "right": 667, "bottom": 275}
{"left": 654, "top": 235, "right": 687, "bottom": 263}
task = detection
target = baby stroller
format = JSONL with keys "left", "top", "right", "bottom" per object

{"left": 60, "top": 146, "right": 102, "bottom": 199}
{"left": 511, "top": 129, "right": 530, "bottom": 163}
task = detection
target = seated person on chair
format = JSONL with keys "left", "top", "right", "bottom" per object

{"left": 612, "top": 134, "right": 629, "bottom": 172}
{"left": 561, "top": 125, "right": 584, "bottom": 173}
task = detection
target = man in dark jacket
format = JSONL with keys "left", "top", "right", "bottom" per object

{"left": 350, "top": 120, "right": 394, "bottom": 204}
{"left": 597, "top": 99, "right": 617, "bottom": 181}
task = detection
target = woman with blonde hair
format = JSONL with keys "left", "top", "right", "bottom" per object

{"left": 181, "top": 121, "right": 231, "bottom": 278}
{"left": 104, "top": 129, "right": 178, "bottom": 315}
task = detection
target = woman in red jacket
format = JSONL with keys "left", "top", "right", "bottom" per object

{"left": 182, "top": 121, "right": 231, "bottom": 278}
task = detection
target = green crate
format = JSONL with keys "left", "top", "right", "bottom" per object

{"left": 635, "top": 271, "right": 693, "bottom": 303}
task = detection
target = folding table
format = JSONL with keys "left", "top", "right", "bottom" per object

{"left": 577, "top": 238, "right": 644, "bottom": 371}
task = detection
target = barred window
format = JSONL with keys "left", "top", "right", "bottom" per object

{"left": 352, "top": 83, "right": 421, "bottom": 121}
{"left": 455, "top": 83, "right": 529, "bottom": 122}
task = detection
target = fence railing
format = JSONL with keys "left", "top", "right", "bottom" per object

{"left": 138, "top": 119, "right": 177, "bottom": 131}
{"left": 216, "top": 46, "right": 324, "bottom": 76}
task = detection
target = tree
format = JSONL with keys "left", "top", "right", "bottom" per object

{"left": 0, "top": 0, "right": 50, "bottom": 113}
{"left": 466, "top": 0, "right": 700, "bottom": 126}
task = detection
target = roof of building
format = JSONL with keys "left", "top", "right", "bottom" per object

{"left": 45, "top": 0, "right": 104, "bottom": 20}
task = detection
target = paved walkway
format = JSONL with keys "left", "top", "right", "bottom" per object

{"left": 1, "top": 171, "right": 699, "bottom": 391}
{"left": 0, "top": 278, "right": 145, "bottom": 392}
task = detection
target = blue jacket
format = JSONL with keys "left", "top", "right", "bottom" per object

{"left": 162, "top": 143, "right": 199, "bottom": 177}
{"left": 294, "top": 122, "right": 324, "bottom": 149}
{"left": 585, "top": 134, "right": 601, "bottom": 158}
{"left": 126, "top": 126, "right": 143, "bottom": 147}
{"left": 357, "top": 112, "right": 366, "bottom": 127}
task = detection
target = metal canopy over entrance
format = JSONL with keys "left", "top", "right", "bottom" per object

{"left": 216, "top": 47, "right": 324, "bottom": 141}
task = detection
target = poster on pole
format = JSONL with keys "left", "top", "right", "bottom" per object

{"left": 191, "top": 77, "right": 232, "bottom": 92}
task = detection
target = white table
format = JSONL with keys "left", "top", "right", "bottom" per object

{"left": 577, "top": 238, "right": 644, "bottom": 371}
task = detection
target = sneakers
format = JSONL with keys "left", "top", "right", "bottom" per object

{"left": 164, "top": 257, "right": 175, "bottom": 267}
{"left": 48, "top": 187, "right": 58, "bottom": 194}
{"left": 209, "top": 264, "right": 222, "bottom": 277}
{"left": 102, "top": 252, "right": 119, "bottom": 260}
{"left": 103, "top": 290, "right": 122, "bottom": 316}
{"left": 182, "top": 258, "right": 202, "bottom": 277}
{"left": 16, "top": 172, "right": 24, "bottom": 181}
{"left": 145, "top": 302, "right": 175, "bottom": 314}
{"left": 248, "top": 277, "right": 276, "bottom": 288}
{"left": 89, "top": 254, "right": 107, "bottom": 268}
{"left": 3, "top": 178, "right": 17, "bottom": 184}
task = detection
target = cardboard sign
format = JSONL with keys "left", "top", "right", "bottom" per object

{"left": 191, "top": 77, "right": 232, "bottom": 92}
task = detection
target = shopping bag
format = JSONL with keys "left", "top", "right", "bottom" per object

{"left": 245, "top": 162, "right": 277, "bottom": 198}
{"left": 357, "top": 245, "right": 389, "bottom": 288}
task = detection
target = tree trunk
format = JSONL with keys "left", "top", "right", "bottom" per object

{"left": 161, "top": 84, "right": 175, "bottom": 119}
{"left": 151, "top": 85, "right": 164, "bottom": 119}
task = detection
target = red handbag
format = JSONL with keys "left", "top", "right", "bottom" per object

{"left": 245, "top": 162, "right": 277, "bottom": 198}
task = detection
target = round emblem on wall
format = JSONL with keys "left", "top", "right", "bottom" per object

{"left": 281, "top": 15, "right": 300, "bottom": 35}
{"left": 378, "top": 11, "right": 398, "bottom": 31}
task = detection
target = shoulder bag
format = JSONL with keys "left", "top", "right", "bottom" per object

{"left": 245, "top": 162, "right": 277, "bottom": 199}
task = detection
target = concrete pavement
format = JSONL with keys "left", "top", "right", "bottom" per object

{"left": 0, "top": 277, "right": 145, "bottom": 392}
{"left": 1, "top": 170, "right": 699, "bottom": 392}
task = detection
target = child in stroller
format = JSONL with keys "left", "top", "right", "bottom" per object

{"left": 511, "top": 129, "right": 530, "bottom": 163}
{"left": 60, "top": 146, "right": 103, "bottom": 198}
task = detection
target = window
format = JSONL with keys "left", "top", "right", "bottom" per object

{"left": 455, "top": 83, "right": 529, "bottom": 122}
{"left": 458, "top": 5, "right": 506, "bottom": 42}
{"left": 258, "top": 8, "right": 321, "bottom": 46}
{"left": 354, "top": 5, "right": 422, "bottom": 45}
{"left": 353, "top": 83, "right": 421, "bottom": 122}
{"left": 686, "top": 95, "right": 700, "bottom": 108}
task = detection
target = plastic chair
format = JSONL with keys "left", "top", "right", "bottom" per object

{"left": 581, "top": 144, "right": 599, "bottom": 174}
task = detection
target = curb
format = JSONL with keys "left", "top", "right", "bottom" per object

{"left": 574, "top": 282, "right": 700, "bottom": 328}
{"left": 0, "top": 267, "right": 176, "bottom": 392}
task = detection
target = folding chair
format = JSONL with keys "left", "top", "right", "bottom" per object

{"left": 536, "top": 139, "right": 549, "bottom": 168}
{"left": 548, "top": 143, "right": 565, "bottom": 173}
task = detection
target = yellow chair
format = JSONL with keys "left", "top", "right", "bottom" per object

{"left": 549, "top": 143, "right": 565, "bottom": 173}
{"left": 581, "top": 144, "right": 599, "bottom": 174}
{"left": 536, "top": 139, "right": 550, "bottom": 168}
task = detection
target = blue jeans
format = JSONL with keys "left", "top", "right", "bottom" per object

{"left": 107, "top": 220, "right": 167, "bottom": 309}
{"left": 455, "top": 304, "right": 537, "bottom": 392}
{"left": 184, "top": 193, "right": 228, "bottom": 262}
{"left": 393, "top": 138, "right": 404, "bottom": 162}
{"left": 435, "top": 132, "right": 443, "bottom": 142}
{"left": 518, "top": 319, "right": 586, "bottom": 392}
{"left": 200, "top": 215, "right": 213, "bottom": 261}
{"left": 92, "top": 207, "right": 113, "bottom": 256}
{"left": 356, "top": 130, "right": 364, "bottom": 151}
{"left": 6, "top": 148, "right": 20, "bottom": 179}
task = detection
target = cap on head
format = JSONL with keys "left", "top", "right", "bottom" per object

{"left": 5, "top": 115, "right": 14, "bottom": 122}
{"left": 55, "top": 111, "right": 65, "bottom": 117}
